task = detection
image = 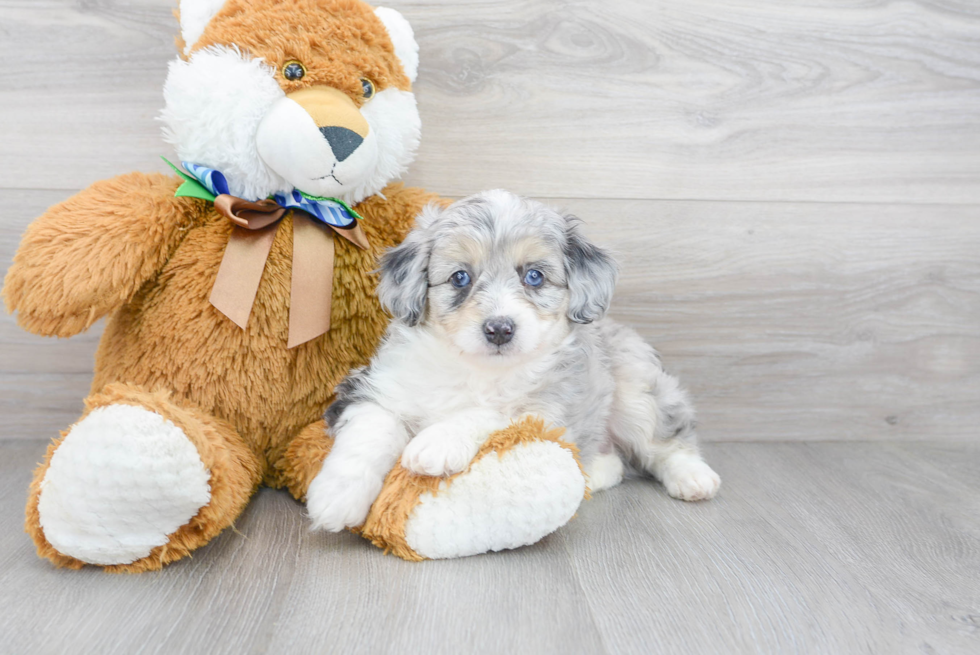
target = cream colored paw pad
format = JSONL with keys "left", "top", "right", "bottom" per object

{"left": 37, "top": 404, "right": 211, "bottom": 566}
{"left": 404, "top": 441, "right": 586, "bottom": 559}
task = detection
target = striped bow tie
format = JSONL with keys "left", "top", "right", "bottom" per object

{"left": 164, "top": 158, "right": 370, "bottom": 348}
{"left": 178, "top": 161, "right": 361, "bottom": 229}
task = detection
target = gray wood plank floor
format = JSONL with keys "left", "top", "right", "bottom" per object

{"left": 1, "top": 439, "right": 977, "bottom": 655}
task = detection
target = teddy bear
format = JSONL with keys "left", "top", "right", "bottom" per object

{"left": 2, "top": 0, "right": 587, "bottom": 571}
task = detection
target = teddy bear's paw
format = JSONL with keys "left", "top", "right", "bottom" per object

{"left": 403, "top": 440, "right": 586, "bottom": 559}
{"left": 36, "top": 404, "right": 211, "bottom": 566}
{"left": 306, "top": 469, "right": 382, "bottom": 533}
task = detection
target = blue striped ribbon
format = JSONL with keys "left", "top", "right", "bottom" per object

{"left": 182, "top": 162, "right": 359, "bottom": 229}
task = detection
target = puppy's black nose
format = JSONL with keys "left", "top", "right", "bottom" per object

{"left": 319, "top": 126, "right": 363, "bottom": 162}
{"left": 483, "top": 317, "right": 515, "bottom": 345}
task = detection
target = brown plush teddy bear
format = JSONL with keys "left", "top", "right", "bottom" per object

{"left": 2, "top": 0, "right": 586, "bottom": 571}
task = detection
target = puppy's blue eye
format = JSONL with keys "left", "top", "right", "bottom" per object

{"left": 523, "top": 269, "right": 544, "bottom": 287}
{"left": 450, "top": 270, "right": 471, "bottom": 288}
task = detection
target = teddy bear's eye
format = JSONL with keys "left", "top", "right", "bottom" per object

{"left": 282, "top": 61, "right": 306, "bottom": 81}
{"left": 361, "top": 78, "right": 375, "bottom": 99}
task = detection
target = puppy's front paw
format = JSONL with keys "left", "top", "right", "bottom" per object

{"left": 662, "top": 457, "right": 721, "bottom": 501}
{"left": 401, "top": 423, "right": 480, "bottom": 477}
{"left": 306, "top": 470, "right": 382, "bottom": 532}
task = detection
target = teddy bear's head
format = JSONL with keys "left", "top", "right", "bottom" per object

{"left": 161, "top": 0, "right": 420, "bottom": 205}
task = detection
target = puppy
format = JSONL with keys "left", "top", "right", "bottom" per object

{"left": 307, "top": 190, "right": 720, "bottom": 532}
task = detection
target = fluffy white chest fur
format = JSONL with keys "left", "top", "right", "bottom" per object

{"left": 368, "top": 324, "right": 570, "bottom": 434}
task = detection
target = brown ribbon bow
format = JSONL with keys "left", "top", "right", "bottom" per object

{"left": 209, "top": 195, "right": 369, "bottom": 348}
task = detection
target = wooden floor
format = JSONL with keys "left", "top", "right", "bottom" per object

{"left": 1, "top": 439, "right": 977, "bottom": 655}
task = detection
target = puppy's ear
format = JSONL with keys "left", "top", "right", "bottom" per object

{"left": 563, "top": 215, "right": 619, "bottom": 324}
{"left": 376, "top": 205, "right": 438, "bottom": 326}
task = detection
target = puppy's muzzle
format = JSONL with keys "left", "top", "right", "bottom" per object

{"left": 483, "top": 317, "right": 515, "bottom": 345}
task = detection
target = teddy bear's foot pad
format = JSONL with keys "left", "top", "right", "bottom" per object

{"left": 37, "top": 404, "right": 211, "bottom": 565}
{"left": 403, "top": 440, "right": 585, "bottom": 559}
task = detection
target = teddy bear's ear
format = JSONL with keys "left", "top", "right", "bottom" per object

{"left": 179, "top": 0, "right": 227, "bottom": 55}
{"left": 374, "top": 7, "right": 419, "bottom": 83}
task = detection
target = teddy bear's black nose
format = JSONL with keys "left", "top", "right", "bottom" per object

{"left": 319, "top": 126, "right": 363, "bottom": 162}
{"left": 483, "top": 317, "right": 515, "bottom": 346}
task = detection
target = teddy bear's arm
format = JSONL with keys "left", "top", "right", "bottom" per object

{"left": 2, "top": 172, "right": 201, "bottom": 337}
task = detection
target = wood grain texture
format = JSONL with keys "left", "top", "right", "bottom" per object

{"left": 560, "top": 440, "right": 980, "bottom": 655}
{"left": 3, "top": 2, "right": 978, "bottom": 654}
{"left": 1, "top": 0, "right": 979, "bottom": 202}
{"left": 407, "top": 0, "right": 980, "bottom": 203}
{"left": 4, "top": 190, "right": 978, "bottom": 441}
{"left": 562, "top": 197, "right": 980, "bottom": 442}
{"left": 1, "top": 440, "right": 977, "bottom": 654}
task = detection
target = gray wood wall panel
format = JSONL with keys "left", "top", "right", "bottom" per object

{"left": 1, "top": 1, "right": 978, "bottom": 441}
{"left": 1, "top": 1, "right": 979, "bottom": 203}
{"left": 4, "top": 190, "right": 978, "bottom": 440}
{"left": 567, "top": 198, "right": 980, "bottom": 442}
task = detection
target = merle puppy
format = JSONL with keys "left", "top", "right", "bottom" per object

{"left": 307, "top": 190, "right": 720, "bottom": 531}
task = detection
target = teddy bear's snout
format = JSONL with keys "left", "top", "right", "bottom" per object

{"left": 284, "top": 85, "right": 371, "bottom": 165}
{"left": 255, "top": 83, "right": 380, "bottom": 196}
